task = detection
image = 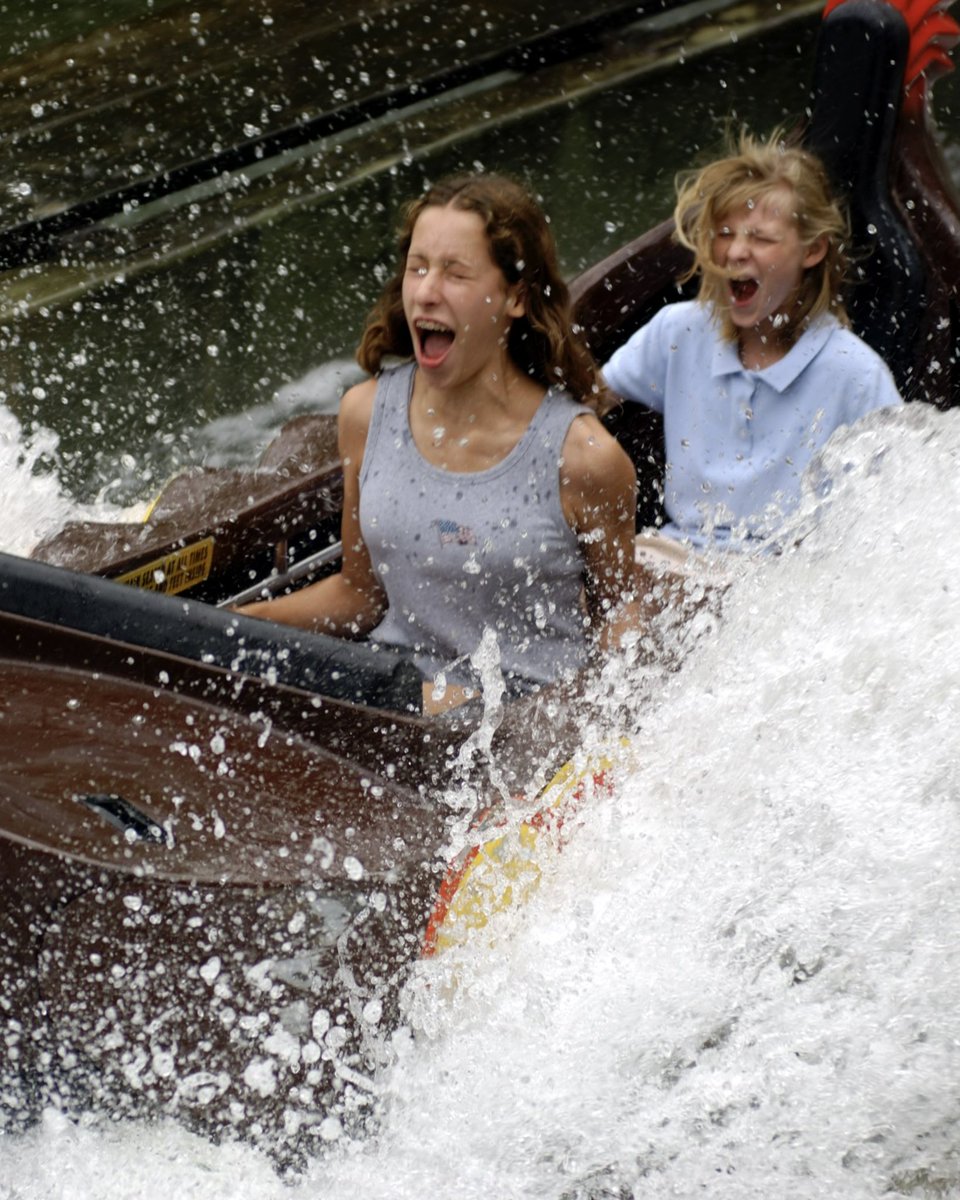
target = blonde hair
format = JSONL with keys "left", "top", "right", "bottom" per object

{"left": 674, "top": 129, "right": 850, "bottom": 346}
{"left": 357, "top": 173, "right": 608, "bottom": 410}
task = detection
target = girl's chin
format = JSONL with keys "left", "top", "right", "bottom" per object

{"left": 727, "top": 308, "right": 760, "bottom": 330}
{"left": 727, "top": 306, "right": 786, "bottom": 333}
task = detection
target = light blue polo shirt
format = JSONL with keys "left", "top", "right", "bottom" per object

{"left": 602, "top": 300, "right": 903, "bottom": 548}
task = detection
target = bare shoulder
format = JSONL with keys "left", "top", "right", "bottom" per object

{"left": 338, "top": 376, "right": 377, "bottom": 431}
{"left": 337, "top": 376, "right": 378, "bottom": 460}
{"left": 560, "top": 410, "right": 636, "bottom": 492}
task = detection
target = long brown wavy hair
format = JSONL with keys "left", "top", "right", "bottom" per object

{"left": 356, "top": 173, "right": 608, "bottom": 410}
{"left": 674, "top": 128, "right": 850, "bottom": 347}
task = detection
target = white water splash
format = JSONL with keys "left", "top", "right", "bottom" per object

{"left": 3, "top": 405, "right": 960, "bottom": 1198}
{"left": 0, "top": 407, "right": 144, "bottom": 555}
{"left": 0, "top": 408, "right": 75, "bottom": 555}
{"left": 193, "top": 357, "right": 361, "bottom": 467}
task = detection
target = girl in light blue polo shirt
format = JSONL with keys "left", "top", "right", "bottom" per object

{"left": 602, "top": 130, "right": 902, "bottom": 559}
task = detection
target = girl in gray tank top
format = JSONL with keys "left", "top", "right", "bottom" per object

{"left": 360, "top": 361, "right": 591, "bottom": 692}
{"left": 238, "top": 173, "right": 639, "bottom": 713}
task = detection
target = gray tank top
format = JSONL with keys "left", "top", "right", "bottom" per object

{"left": 359, "top": 362, "right": 592, "bottom": 691}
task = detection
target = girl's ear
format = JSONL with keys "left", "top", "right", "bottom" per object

{"left": 803, "top": 235, "right": 828, "bottom": 269}
{"left": 506, "top": 283, "right": 526, "bottom": 320}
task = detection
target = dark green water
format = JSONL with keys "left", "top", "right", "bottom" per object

{"left": 0, "top": 0, "right": 184, "bottom": 60}
{"left": 3, "top": 10, "right": 959, "bottom": 504}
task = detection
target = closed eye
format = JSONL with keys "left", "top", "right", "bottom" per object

{"left": 715, "top": 229, "right": 778, "bottom": 245}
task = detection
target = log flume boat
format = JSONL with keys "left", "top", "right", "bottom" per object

{"left": 2, "top": 0, "right": 959, "bottom": 1164}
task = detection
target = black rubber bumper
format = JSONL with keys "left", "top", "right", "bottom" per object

{"left": 0, "top": 552, "right": 423, "bottom": 713}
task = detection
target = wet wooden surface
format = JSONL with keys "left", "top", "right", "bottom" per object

{"left": 0, "top": 0, "right": 820, "bottom": 315}
{"left": 0, "top": 0, "right": 672, "bottom": 227}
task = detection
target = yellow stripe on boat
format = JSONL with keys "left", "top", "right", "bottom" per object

{"left": 423, "top": 743, "right": 625, "bottom": 957}
{"left": 113, "top": 537, "right": 215, "bottom": 596}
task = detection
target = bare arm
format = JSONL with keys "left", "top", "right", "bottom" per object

{"left": 238, "top": 380, "right": 388, "bottom": 637}
{"left": 560, "top": 413, "right": 641, "bottom": 651}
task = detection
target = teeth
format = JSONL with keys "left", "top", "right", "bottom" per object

{"left": 415, "top": 320, "right": 451, "bottom": 332}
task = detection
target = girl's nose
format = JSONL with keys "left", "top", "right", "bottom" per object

{"left": 416, "top": 266, "right": 440, "bottom": 301}
{"left": 727, "top": 231, "right": 750, "bottom": 261}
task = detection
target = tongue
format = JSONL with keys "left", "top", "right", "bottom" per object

{"left": 423, "top": 330, "right": 454, "bottom": 360}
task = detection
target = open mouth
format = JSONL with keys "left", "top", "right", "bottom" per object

{"left": 415, "top": 319, "right": 455, "bottom": 367}
{"left": 729, "top": 278, "right": 759, "bottom": 305}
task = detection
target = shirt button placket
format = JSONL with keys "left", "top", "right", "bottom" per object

{"left": 734, "top": 376, "right": 758, "bottom": 452}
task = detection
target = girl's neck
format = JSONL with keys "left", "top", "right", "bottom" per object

{"left": 737, "top": 322, "right": 791, "bottom": 370}
{"left": 409, "top": 361, "right": 546, "bottom": 473}
{"left": 414, "top": 358, "right": 539, "bottom": 425}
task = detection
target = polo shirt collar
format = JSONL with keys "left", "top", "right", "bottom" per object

{"left": 710, "top": 316, "right": 836, "bottom": 392}
{"left": 711, "top": 335, "right": 743, "bottom": 379}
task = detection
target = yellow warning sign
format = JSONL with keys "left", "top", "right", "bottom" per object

{"left": 113, "top": 537, "right": 215, "bottom": 596}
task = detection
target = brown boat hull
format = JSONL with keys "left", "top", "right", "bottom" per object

{"left": 0, "top": 590, "right": 587, "bottom": 1153}
{"left": 0, "top": 611, "right": 459, "bottom": 1154}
